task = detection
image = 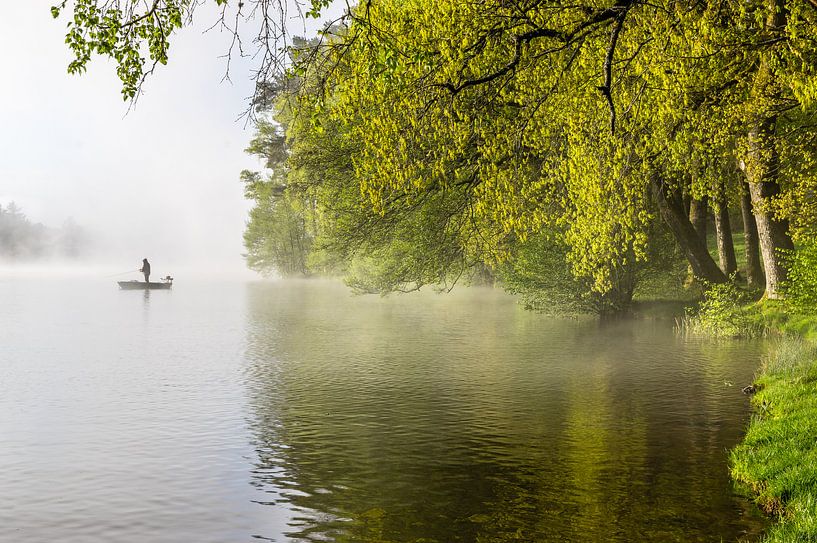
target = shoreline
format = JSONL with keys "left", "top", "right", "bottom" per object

{"left": 730, "top": 313, "right": 817, "bottom": 541}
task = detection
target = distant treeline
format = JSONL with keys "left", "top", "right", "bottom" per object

{"left": 0, "top": 202, "right": 89, "bottom": 260}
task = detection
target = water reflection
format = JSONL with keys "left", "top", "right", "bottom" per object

{"left": 243, "top": 281, "right": 768, "bottom": 542}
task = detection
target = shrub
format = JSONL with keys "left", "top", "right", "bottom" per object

{"left": 679, "top": 279, "right": 765, "bottom": 338}
{"left": 784, "top": 243, "right": 817, "bottom": 311}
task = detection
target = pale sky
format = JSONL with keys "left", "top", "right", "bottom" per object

{"left": 0, "top": 2, "right": 339, "bottom": 278}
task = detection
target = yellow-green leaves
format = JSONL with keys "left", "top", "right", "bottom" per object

{"left": 249, "top": 0, "right": 817, "bottom": 300}
{"left": 57, "top": 1, "right": 193, "bottom": 100}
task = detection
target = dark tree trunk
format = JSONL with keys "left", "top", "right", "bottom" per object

{"left": 689, "top": 196, "right": 708, "bottom": 243}
{"left": 746, "top": 119, "right": 795, "bottom": 299}
{"left": 713, "top": 181, "right": 738, "bottom": 276}
{"left": 686, "top": 196, "right": 709, "bottom": 285}
{"left": 739, "top": 182, "right": 764, "bottom": 289}
{"left": 651, "top": 176, "right": 728, "bottom": 284}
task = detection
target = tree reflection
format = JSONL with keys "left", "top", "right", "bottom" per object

{"left": 242, "top": 282, "right": 767, "bottom": 542}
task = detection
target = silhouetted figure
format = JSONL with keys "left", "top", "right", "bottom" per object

{"left": 140, "top": 258, "right": 151, "bottom": 283}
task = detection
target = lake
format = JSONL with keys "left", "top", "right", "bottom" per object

{"left": 0, "top": 278, "right": 768, "bottom": 542}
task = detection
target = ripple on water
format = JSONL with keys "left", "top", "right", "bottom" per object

{"left": 241, "top": 282, "right": 768, "bottom": 542}
{"left": 0, "top": 279, "right": 768, "bottom": 542}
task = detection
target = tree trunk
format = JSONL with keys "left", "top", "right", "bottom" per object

{"left": 686, "top": 196, "right": 709, "bottom": 285}
{"left": 651, "top": 176, "right": 728, "bottom": 284}
{"left": 713, "top": 181, "right": 738, "bottom": 276}
{"left": 689, "top": 197, "right": 708, "bottom": 243}
{"left": 746, "top": 122, "right": 795, "bottom": 299}
{"left": 742, "top": 0, "right": 796, "bottom": 299}
{"left": 739, "top": 182, "right": 764, "bottom": 289}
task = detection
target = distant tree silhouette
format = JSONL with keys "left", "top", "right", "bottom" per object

{"left": 0, "top": 203, "right": 89, "bottom": 260}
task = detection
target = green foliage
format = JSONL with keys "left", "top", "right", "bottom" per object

{"left": 239, "top": 35, "right": 511, "bottom": 290}
{"left": 784, "top": 243, "right": 817, "bottom": 310}
{"left": 632, "top": 242, "right": 692, "bottom": 303}
{"left": 500, "top": 232, "right": 636, "bottom": 316}
{"left": 240, "top": 115, "right": 319, "bottom": 277}
{"left": 55, "top": 0, "right": 187, "bottom": 100}
{"left": 242, "top": 170, "right": 313, "bottom": 277}
{"left": 501, "top": 234, "right": 592, "bottom": 315}
{"left": 284, "top": 0, "right": 813, "bottom": 301}
{"left": 305, "top": 0, "right": 332, "bottom": 18}
{"left": 680, "top": 280, "right": 766, "bottom": 338}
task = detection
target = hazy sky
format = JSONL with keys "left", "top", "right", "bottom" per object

{"left": 0, "top": 2, "right": 337, "bottom": 277}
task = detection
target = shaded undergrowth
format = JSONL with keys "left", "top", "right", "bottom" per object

{"left": 675, "top": 280, "right": 768, "bottom": 339}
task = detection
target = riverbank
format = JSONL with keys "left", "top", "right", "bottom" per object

{"left": 730, "top": 311, "right": 817, "bottom": 542}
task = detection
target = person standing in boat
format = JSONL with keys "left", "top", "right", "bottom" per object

{"left": 140, "top": 258, "right": 151, "bottom": 283}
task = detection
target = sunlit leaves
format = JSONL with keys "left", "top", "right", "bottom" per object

{"left": 56, "top": 0, "right": 817, "bottom": 300}
{"left": 291, "top": 0, "right": 817, "bottom": 298}
{"left": 56, "top": 0, "right": 189, "bottom": 100}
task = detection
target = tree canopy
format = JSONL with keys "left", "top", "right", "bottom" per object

{"left": 55, "top": 0, "right": 817, "bottom": 308}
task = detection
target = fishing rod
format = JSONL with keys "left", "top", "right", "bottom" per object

{"left": 103, "top": 269, "right": 140, "bottom": 278}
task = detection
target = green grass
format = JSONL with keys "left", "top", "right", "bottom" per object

{"left": 749, "top": 303, "right": 817, "bottom": 342}
{"left": 731, "top": 333, "right": 817, "bottom": 542}
{"left": 687, "top": 227, "right": 817, "bottom": 540}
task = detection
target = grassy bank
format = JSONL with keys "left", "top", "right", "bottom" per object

{"left": 730, "top": 315, "right": 817, "bottom": 542}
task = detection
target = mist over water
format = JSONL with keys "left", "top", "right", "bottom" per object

{"left": 0, "top": 3, "right": 779, "bottom": 542}
{"left": 0, "top": 204, "right": 257, "bottom": 281}
{"left": 0, "top": 260, "right": 257, "bottom": 282}
{"left": 0, "top": 196, "right": 257, "bottom": 281}
{"left": 0, "top": 279, "right": 769, "bottom": 542}
{"left": 1, "top": 3, "right": 265, "bottom": 283}
{"left": 1, "top": 2, "right": 348, "bottom": 287}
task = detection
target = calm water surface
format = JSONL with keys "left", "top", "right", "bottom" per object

{"left": 0, "top": 278, "right": 768, "bottom": 542}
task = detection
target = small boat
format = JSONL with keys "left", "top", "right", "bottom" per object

{"left": 118, "top": 277, "right": 173, "bottom": 290}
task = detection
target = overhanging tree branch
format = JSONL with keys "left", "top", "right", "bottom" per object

{"left": 597, "top": 8, "right": 628, "bottom": 135}
{"left": 440, "top": 0, "right": 637, "bottom": 95}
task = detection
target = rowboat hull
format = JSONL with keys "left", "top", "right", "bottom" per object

{"left": 117, "top": 281, "right": 172, "bottom": 290}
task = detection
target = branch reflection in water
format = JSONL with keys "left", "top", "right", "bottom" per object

{"left": 242, "top": 280, "right": 768, "bottom": 542}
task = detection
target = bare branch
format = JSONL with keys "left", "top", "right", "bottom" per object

{"left": 441, "top": 0, "right": 637, "bottom": 95}
{"left": 596, "top": 8, "right": 628, "bottom": 135}
{"left": 120, "top": 0, "right": 160, "bottom": 28}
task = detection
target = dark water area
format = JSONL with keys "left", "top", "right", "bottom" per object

{"left": 0, "top": 279, "right": 767, "bottom": 542}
